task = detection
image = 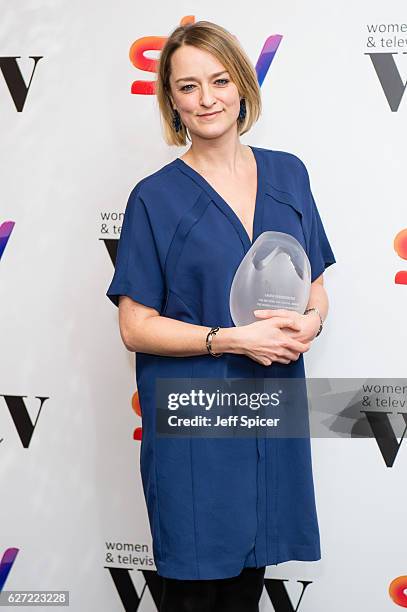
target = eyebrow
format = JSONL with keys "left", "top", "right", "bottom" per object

{"left": 175, "top": 70, "right": 229, "bottom": 84}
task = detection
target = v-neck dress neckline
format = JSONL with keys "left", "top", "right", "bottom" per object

{"left": 173, "top": 145, "right": 265, "bottom": 253}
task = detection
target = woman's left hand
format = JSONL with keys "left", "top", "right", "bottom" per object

{"left": 253, "top": 308, "right": 320, "bottom": 343}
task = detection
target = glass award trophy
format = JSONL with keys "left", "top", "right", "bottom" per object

{"left": 229, "top": 231, "right": 311, "bottom": 326}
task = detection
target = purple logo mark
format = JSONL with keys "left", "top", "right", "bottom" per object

{"left": 0, "top": 221, "right": 15, "bottom": 261}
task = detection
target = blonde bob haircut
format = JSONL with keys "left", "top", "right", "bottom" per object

{"left": 156, "top": 20, "right": 262, "bottom": 146}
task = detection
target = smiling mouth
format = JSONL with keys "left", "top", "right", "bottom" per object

{"left": 198, "top": 110, "right": 222, "bottom": 117}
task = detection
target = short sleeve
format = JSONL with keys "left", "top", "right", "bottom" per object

{"left": 106, "top": 185, "right": 166, "bottom": 311}
{"left": 299, "top": 161, "right": 337, "bottom": 283}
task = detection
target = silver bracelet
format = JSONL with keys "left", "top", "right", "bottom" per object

{"left": 304, "top": 307, "right": 323, "bottom": 337}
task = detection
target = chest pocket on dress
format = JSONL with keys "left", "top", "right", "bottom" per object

{"left": 264, "top": 182, "right": 306, "bottom": 253}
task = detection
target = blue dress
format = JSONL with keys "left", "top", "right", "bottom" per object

{"left": 106, "top": 146, "right": 336, "bottom": 580}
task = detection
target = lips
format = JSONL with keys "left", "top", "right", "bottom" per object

{"left": 199, "top": 110, "right": 221, "bottom": 117}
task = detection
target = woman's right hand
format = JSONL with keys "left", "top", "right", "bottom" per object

{"left": 235, "top": 316, "right": 311, "bottom": 366}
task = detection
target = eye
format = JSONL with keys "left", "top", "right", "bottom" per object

{"left": 180, "top": 78, "right": 230, "bottom": 92}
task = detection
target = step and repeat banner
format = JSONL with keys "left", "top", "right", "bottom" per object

{"left": 1, "top": 1, "right": 406, "bottom": 610}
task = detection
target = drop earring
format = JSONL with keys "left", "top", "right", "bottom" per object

{"left": 238, "top": 98, "right": 246, "bottom": 122}
{"left": 172, "top": 108, "right": 182, "bottom": 132}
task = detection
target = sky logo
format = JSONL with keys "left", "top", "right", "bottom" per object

{"left": 130, "top": 16, "right": 282, "bottom": 94}
{"left": 0, "top": 548, "right": 19, "bottom": 592}
{"left": 0, "top": 221, "right": 15, "bottom": 261}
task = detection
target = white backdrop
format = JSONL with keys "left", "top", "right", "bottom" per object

{"left": 1, "top": 1, "right": 406, "bottom": 610}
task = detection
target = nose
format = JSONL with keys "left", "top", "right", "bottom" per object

{"left": 199, "top": 84, "right": 217, "bottom": 108}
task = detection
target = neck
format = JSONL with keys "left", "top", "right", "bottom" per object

{"left": 182, "top": 135, "right": 250, "bottom": 174}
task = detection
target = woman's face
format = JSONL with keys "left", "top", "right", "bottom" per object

{"left": 168, "top": 45, "right": 241, "bottom": 139}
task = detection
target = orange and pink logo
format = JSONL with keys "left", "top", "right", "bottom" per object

{"left": 394, "top": 228, "right": 407, "bottom": 285}
{"left": 389, "top": 575, "right": 407, "bottom": 607}
{"left": 132, "top": 391, "right": 142, "bottom": 441}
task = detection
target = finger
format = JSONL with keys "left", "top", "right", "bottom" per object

{"left": 257, "top": 354, "right": 272, "bottom": 366}
{"left": 280, "top": 328, "right": 302, "bottom": 339}
{"left": 253, "top": 309, "right": 273, "bottom": 318}
{"left": 253, "top": 308, "right": 291, "bottom": 318}
{"left": 275, "top": 317, "right": 301, "bottom": 331}
{"left": 281, "top": 350, "right": 300, "bottom": 361}
{"left": 286, "top": 339, "right": 311, "bottom": 352}
{"left": 280, "top": 339, "right": 309, "bottom": 353}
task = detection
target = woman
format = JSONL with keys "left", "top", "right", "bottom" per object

{"left": 107, "top": 20, "right": 336, "bottom": 612}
